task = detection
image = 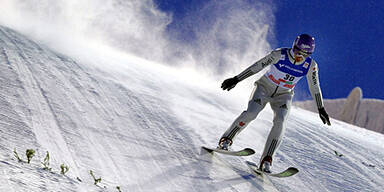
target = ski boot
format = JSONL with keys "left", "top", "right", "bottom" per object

{"left": 259, "top": 156, "right": 272, "bottom": 173}
{"left": 217, "top": 137, "right": 233, "bottom": 151}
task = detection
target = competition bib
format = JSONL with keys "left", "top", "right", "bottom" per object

{"left": 265, "top": 48, "right": 311, "bottom": 89}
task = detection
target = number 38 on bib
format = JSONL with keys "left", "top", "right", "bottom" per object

{"left": 265, "top": 48, "right": 312, "bottom": 89}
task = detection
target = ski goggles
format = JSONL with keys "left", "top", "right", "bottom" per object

{"left": 293, "top": 46, "right": 312, "bottom": 57}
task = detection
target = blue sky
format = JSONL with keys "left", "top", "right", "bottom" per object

{"left": 274, "top": 0, "right": 384, "bottom": 100}
{"left": 154, "top": 0, "right": 384, "bottom": 100}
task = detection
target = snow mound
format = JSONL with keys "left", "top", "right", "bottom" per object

{"left": 295, "top": 87, "right": 384, "bottom": 134}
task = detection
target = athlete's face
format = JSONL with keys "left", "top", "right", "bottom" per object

{"left": 293, "top": 46, "right": 311, "bottom": 62}
{"left": 294, "top": 54, "right": 305, "bottom": 62}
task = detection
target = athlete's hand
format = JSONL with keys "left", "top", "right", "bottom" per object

{"left": 318, "top": 107, "right": 331, "bottom": 126}
{"left": 221, "top": 76, "right": 239, "bottom": 91}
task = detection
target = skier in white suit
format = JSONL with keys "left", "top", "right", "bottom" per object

{"left": 218, "top": 34, "right": 331, "bottom": 173}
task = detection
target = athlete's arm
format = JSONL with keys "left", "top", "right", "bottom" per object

{"left": 221, "top": 50, "right": 280, "bottom": 91}
{"left": 236, "top": 50, "right": 281, "bottom": 81}
{"left": 306, "top": 60, "right": 331, "bottom": 125}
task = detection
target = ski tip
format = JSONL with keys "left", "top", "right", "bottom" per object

{"left": 287, "top": 167, "right": 299, "bottom": 173}
{"left": 201, "top": 146, "right": 214, "bottom": 152}
{"left": 244, "top": 148, "right": 256, "bottom": 155}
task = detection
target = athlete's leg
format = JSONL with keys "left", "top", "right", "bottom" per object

{"left": 219, "top": 85, "right": 268, "bottom": 145}
{"left": 259, "top": 92, "right": 293, "bottom": 168}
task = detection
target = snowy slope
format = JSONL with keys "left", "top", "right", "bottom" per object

{"left": 1, "top": 26, "right": 384, "bottom": 192}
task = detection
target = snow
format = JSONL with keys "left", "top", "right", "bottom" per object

{"left": 294, "top": 90, "right": 384, "bottom": 134}
{"left": 338, "top": 87, "right": 362, "bottom": 124}
{"left": 0, "top": 26, "right": 384, "bottom": 192}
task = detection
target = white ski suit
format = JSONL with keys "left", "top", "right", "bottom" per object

{"left": 220, "top": 47, "right": 325, "bottom": 165}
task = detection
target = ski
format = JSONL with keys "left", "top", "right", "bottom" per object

{"left": 202, "top": 146, "right": 255, "bottom": 156}
{"left": 246, "top": 161, "right": 299, "bottom": 178}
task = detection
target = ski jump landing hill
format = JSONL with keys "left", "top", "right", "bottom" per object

{"left": 0, "top": 26, "right": 383, "bottom": 192}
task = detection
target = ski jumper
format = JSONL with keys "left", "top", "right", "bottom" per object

{"left": 220, "top": 47, "right": 325, "bottom": 164}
